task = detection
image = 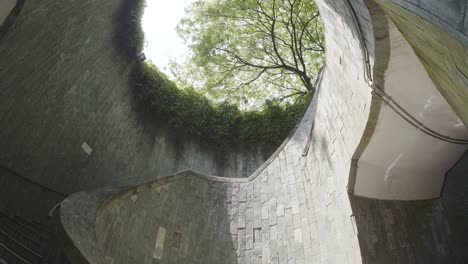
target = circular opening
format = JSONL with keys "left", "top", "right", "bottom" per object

{"left": 126, "top": 0, "right": 325, "bottom": 148}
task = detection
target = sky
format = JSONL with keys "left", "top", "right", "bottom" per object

{"left": 142, "top": 0, "right": 194, "bottom": 76}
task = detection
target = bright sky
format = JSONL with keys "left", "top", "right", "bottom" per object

{"left": 142, "top": 0, "right": 194, "bottom": 76}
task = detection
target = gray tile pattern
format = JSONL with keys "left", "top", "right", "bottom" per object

{"left": 95, "top": 2, "right": 373, "bottom": 263}
{"left": 2, "top": 0, "right": 467, "bottom": 263}
{"left": 93, "top": 1, "right": 468, "bottom": 263}
{"left": 387, "top": 0, "right": 468, "bottom": 44}
{"left": 0, "top": 0, "right": 270, "bottom": 197}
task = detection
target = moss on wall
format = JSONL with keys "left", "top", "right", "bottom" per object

{"left": 134, "top": 63, "right": 308, "bottom": 147}
{"left": 376, "top": 0, "right": 468, "bottom": 127}
{"left": 118, "top": 0, "right": 309, "bottom": 148}
{"left": 0, "top": 0, "right": 273, "bottom": 195}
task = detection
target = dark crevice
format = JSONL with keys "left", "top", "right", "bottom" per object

{"left": 0, "top": 0, "right": 25, "bottom": 41}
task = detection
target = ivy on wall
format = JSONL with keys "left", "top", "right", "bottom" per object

{"left": 118, "top": 0, "right": 308, "bottom": 148}
{"left": 116, "top": 0, "right": 146, "bottom": 56}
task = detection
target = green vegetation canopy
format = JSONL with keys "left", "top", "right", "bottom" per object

{"left": 117, "top": 0, "right": 320, "bottom": 148}
{"left": 174, "top": 0, "right": 324, "bottom": 108}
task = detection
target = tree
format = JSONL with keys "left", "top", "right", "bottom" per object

{"left": 174, "top": 0, "right": 324, "bottom": 108}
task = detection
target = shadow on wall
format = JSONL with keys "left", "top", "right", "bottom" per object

{"left": 114, "top": 0, "right": 276, "bottom": 180}
{"left": 96, "top": 177, "right": 238, "bottom": 264}
{"left": 126, "top": 65, "right": 275, "bottom": 179}
{"left": 0, "top": 166, "right": 67, "bottom": 224}
{"left": 349, "top": 150, "right": 468, "bottom": 264}
{"left": 93, "top": 64, "right": 324, "bottom": 264}
{"left": 0, "top": 0, "right": 24, "bottom": 39}
{"left": 0, "top": 0, "right": 271, "bottom": 203}
{"left": 322, "top": 1, "right": 468, "bottom": 262}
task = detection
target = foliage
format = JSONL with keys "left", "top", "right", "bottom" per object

{"left": 175, "top": 0, "right": 324, "bottom": 107}
{"left": 117, "top": 0, "right": 146, "bottom": 57}
{"left": 135, "top": 63, "right": 308, "bottom": 147}
{"left": 116, "top": 0, "right": 311, "bottom": 148}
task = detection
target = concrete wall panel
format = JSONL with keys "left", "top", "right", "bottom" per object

{"left": 0, "top": 0, "right": 271, "bottom": 198}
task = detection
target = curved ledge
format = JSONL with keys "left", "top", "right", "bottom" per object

{"left": 386, "top": 0, "right": 468, "bottom": 46}
{"left": 59, "top": 0, "right": 370, "bottom": 262}
{"left": 349, "top": 1, "right": 468, "bottom": 200}
{"left": 60, "top": 170, "right": 245, "bottom": 264}
{"left": 58, "top": 0, "right": 468, "bottom": 263}
{"left": 60, "top": 190, "right": 118, "bottom": 264}
{"left": 59, "top": 170, "right": 197, "bottom": 263}
{"left": 58, "top": 82, "right": 322, "bottom": 262}
{"left": 247, "top": 66, "right": 324, "bottom": 182}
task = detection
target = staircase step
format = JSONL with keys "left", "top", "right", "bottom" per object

{"left": 0, "top": 213, "right": 49, "bottom": 240}
{"left": 13, "top": 217, "right": 50, "bottom": 237}
{"left": 0, "top": 214, "right": 47, "bottom": 245}
{"left": 0, "top": 229, "right": 41, "bottom": 264}
{"left": 28, "top": 220, "right": 50, "bottom": 234}
{"left": 0, "top": 222, "right": 43, "bottom": 254}
{"left": 0, "top": 242, "right": 31, "bottom": 264}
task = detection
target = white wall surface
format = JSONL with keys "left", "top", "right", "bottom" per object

{"left": 354, "top": 18, "right": 468, "bottom": 200}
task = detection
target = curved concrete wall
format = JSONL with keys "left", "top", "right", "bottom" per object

{"left": 63, "top": 0, "right": 376, "bottom": 263}
{"left": 388, "top": 0, "right": 468, "bottom": 43}
{"left": 60, "top": 0, "right": 468, "bottom": 263}
{"left": 375, "top": 0, "right": 468, "bottom": 127}
{"left": 2, "top": 0, "right": 467, "bottom": 262}
{"left": 0, "top": 0, "right": 272, "bottom": 200}
{"left": 354, "top": 14, "right": 468, "bottom": 200}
